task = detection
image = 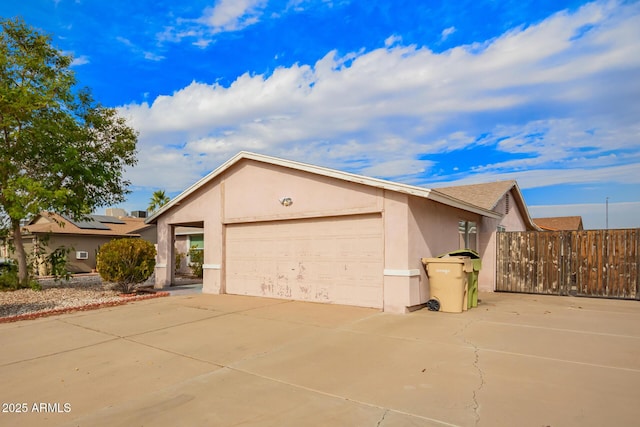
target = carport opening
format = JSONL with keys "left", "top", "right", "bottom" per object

{"left": 172, "top": 221, "right": 204, "bottom": 286}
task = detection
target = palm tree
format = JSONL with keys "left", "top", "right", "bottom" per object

{"left": 148, "top": 190, "right": 170, "bottom": 213}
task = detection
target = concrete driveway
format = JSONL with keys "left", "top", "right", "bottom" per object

{"left": 1, "top": 292, "right": 639, "bottom": 426}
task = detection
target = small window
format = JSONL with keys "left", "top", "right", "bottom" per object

{"left": 76, "top": 251, "right": 89, "bottom": 260}
{"left": 189, "top": 234, "right": 204, "bottom": 250}
{"left": 458, "top": 221, "right": 477, "bottom": 251}
{"left": 497, "top": 225, "right": 506, "bottom": 233}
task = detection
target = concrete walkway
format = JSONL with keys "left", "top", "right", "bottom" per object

{"left": 1, "top": 292, "right": 639, "bottom": 426}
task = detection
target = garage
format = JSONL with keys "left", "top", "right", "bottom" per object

{"left": 149, "top": 152, "right": 513, "bottom": 313}
{"left": 225, "top": 213, "right": 384, "bottom": 308}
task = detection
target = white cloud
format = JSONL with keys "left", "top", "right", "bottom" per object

{"left": 143, "top": 51, "right": 165, "bottom": 61}
{"left": 439, "top": 162, "right": 640, "bottom": 191}
{"left": 529, "top": 201, "right": 640, "bottom": 229}
{"left": 158, "top": 0, "right": 268, "bottom": 46}
{"left": 384, "top": 35, "right": 402, "bottom": 47}
{"left": 121, "top": 0, "right": 640, "bottom": 198}
{"left": 117, "top": 36, "right": 165, "bottom": 61}
{"left": 70, "top": 55, "right": 89, "bottom": 66}
{"left": 200, "top": 0, "right": 267, "bottom": 32}
{"left": 441, "top": 26, "right": 456, "bottom": 41}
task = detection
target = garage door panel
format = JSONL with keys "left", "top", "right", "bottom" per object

{"left": 225, "top": 214, "right": 383, "bottom": 308}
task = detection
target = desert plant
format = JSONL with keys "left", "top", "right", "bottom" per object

{"left": 188, "top": 245, "right": 204, "bottom": 278}
{"left": 45, "top": 246, "right": 72, "bottom": 282}
{"left": 96, "top": 238, "right": 156, "bottom": 294}
{"left": 175, "top": 251, "right": 186, "bottom": 274}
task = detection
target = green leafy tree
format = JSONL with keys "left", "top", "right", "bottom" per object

{"left": 148, "top": 189, "right": 170, "bottom": 213}
{"left": 0, "top": 18, "right": 138, "bottom": 286}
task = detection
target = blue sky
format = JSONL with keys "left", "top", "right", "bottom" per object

{"left": 3, "top": 0, "right": 639, "bottom": 228}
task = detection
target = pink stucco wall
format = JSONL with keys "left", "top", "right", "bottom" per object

{"left": 154, "top": 158, "right": 523, "bottom": 312}
{"left": 223, "top": 162, "right": 384, "bottom": 223}
{"left": 407, "top": 197, "right": 483, "bottom": 306}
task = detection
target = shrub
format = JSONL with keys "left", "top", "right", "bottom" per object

{"left": 97, "top": 238, "right": 156, "bottom": 293}
{"left": 188, "top": 245, "right": 203, "bottom": 278}
{"left": 175, "top": 251, "right": 186, "bottom": 274}
{"left": 46, "top": 246, "right": 71, "bottom": 282}
{"left": 0, "top": 260, "right": 40, "bottom": 291}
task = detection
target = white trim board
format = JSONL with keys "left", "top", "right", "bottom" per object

{"left": 384, "top": 269, "right": 421, "bottom": 277}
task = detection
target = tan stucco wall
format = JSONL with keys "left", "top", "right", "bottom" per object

{"left": 30, "top": 235, "right": 135, "bottom": 274}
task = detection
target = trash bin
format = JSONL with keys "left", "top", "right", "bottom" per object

{"left": 421, "top": 257, "right": 473, "bottom": 313}
{"left": 438, "top": 250, "right": 482, "bottom": 309}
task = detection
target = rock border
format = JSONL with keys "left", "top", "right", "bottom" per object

{"left": 0, "top": 292, "right": 170, "bottom": 324}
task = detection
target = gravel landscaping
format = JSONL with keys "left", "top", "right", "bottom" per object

{"left": 0, "top": 274, "right": 170, "bottom": 322}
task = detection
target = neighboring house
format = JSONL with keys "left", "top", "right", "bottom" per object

{"left": 533, "top": 216, "right": 584, "bottom": 231}
{"left": 15, "top": 212, "right": 156, "bottom": 274}
{"left": 146, "top": 152, "right": 539, "bottom": 313}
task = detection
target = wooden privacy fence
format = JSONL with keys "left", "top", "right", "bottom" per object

{"left": 496, "top": 229, "right": 640, "bottom": 299}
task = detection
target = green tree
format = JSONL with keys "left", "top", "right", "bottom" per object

{"left": 0, "top": 18, "right": 138, "bottom": 286}
{"left": 148, "top": 189, "right": 170, "bottom": 213}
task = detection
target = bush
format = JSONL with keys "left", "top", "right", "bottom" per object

{"left": 0, "top": 260, "right": 40, "bottom": 291}
{"left": 175, "top": 251, "right": 186, "bottom": 274}
{"left": 97, "top": 238, "right": 156, "bottom": 293}
{"left": 188, "top": 245, "right": 203, "bottom": 278}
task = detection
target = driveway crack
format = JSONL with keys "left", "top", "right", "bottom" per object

{"left": 376, "top": 409, "right": 389, "bottom": 426}
{"left": 456, "top": 320, "right": 484, "bottom": 426}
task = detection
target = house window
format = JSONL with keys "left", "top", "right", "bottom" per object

{"left": 189, "top": 234, "right": 204, "bottom": 251}
{"left": 458, "top": 220, "right": 477, "bottom": 251}
{"left": 497, "top": 225, "right": 506, "bottom": 233}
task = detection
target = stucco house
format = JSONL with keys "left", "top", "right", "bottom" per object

{"left": 16, "top": 212, "right": 156, "bottom": 274}
{"left": 146, "top": 152, "right": 538, "bottom": 313}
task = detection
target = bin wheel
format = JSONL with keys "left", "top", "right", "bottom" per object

{"left": 426, "top": 298, "right": 440, "bottom": 311}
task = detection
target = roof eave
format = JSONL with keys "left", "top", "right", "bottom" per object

{"left": 146, "top": 151, "right": 505, "bottom": 223}
{"left": 509, "top": 182, "right": 542, "bottom": 231}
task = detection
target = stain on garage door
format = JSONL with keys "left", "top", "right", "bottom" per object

{"left": 225, "top": 213, "right": 384, "bottom": 308}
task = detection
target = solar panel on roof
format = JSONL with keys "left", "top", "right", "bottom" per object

{"left": 61, "top": 215, "right": 111, "bottom": 230}
{"left": 91, "top": 215, "right": 126, "bottom": 224}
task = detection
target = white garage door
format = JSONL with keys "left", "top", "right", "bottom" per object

{"left": 225, "top": 214, "right": 384, "bottom": 308}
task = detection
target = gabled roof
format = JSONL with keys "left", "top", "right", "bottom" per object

{"left": 146, "top": 151, "right": 504, "bottom": 224}
{"left": 24, "top": 212, "right": 150, "bottom": 237}
{"left": 435, "top": 180, "right": 540, "bottom": 230}
{"left": 433, "top": 180, "right": 517, "bottom": 211}
{"left": 533, "top": 216, "right": 584, "bottom": 231}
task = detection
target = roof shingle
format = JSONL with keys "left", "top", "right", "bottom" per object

{"left": 533, "top": 216, "right": 584, "bottom": 231}
{"left": 433, "top": 180, "right": 517, "bottom": 211}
